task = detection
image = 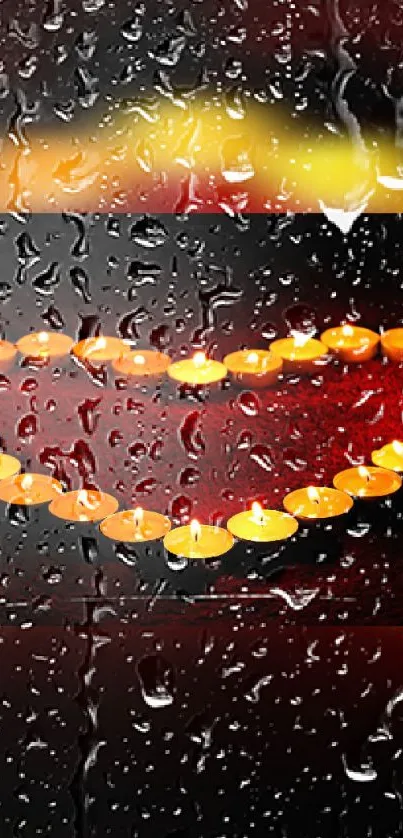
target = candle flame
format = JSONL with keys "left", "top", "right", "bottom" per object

{"left": 21, "top": 474, "right": 33, "bottom": 491}
{"left": 246, "top": 351, "right": 259, "bottom": 365}
{"left": 307, "top": 486, "right": 321, "bottom": 503}
{"left": 358, "top": 465, "right": 371, "bottom": 481}
{"left": 392, "top": 440, "right": 403, "bottom": 456}
{"left": 341, "top": 324, "right": 354, "bottom": 337}
{"left": 190, "top": 519, "right": 202, "bottom": 542}
{"left": 193, "top": 351, "right": 206, "bottom": 368}
{"left": 133, "top": 354, "right": 146, "bottom": 366}
{"left": 37, "top": 332, "right": 49, "bottom": 344}
{"left": 77, "top": 489, "right": 98, "bottom": 510}
{"left": 251, "top": 501, "right": 265, "bottom": 524}
{"left": 133, "top": 507, "right": 144, "bottom": 528}
{"left": 88, "top": 337, "right": 107, "bottom": 354}
{"left": 292, "top": 331, "right": 311, "bottom": 348}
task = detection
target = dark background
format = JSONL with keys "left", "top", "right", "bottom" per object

{"left": 1, "top": 0, "right": 403, "bottom": 836}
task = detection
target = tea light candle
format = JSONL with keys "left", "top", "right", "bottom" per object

{"left": 0, "top": 339, "right": 17, "bottom": 370}
{"left": 167, "top": 352, "right": 227, "bottom": 385}
{"left": 72, "top": 336, "right": 131, "bottom": 364}
{"left": 163, "top": 519, "right": 234, "bottom": 559}
{"left": 49, "top": 488, "right": 119, "bottom": 522}
{"left": 372, "top": 440, "right": 403, "bottom": 472}
{"left": 227, "top": 502, "right": 298, "bottom": 542}
{"left": 380, "top": 328, "right": 403, "bottom": 362}
{"left": 269, "top": 333, "right": 328, "bottom": 374}
{"left": 16, "top": 331, "right": 74, "bottom": 360}
{"left": 100, "top": 507, "right": 171, "bottom": 542}
{"left": 223, "top": 350, "right": 283, "bottom": 388}
{"left": 283, "top": 486, "right": 353, "bottom": 520}
{"left": 320, "top": 324, "right": 379, "bottom": 362}
{"left": 0, "top": 454, "right": 21, "bottom": 481}
{"left": 0, "top": 473, "right": 63, "bottom": 505}
{"left": 112, "top": 350, "right": 171, "bottom": 379}
{"left": 333, "top": 465, "right": 402, "bottom": 498}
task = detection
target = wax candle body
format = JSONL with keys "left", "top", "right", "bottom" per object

{"left": 113, "top": 350, "right": 171, "bottom": 380}
{"left": 168, "top": 352, "right": 227, "bottom": 385}
{"left": 0, "top": 339, "right": 17, "bottom": 371}
{"left": 16, "top": 332, "right": 74, "bottom": 360}
{"left": 320, "top": 325, "right": 379, "bottom": 362}
{"left": 283, "top": 486, "right": 353, "bottom": 520}
{"left": 372, "top": 441, "right": 403, "bottom": 472}
{"left": 333, "top": 466, "right": 401, "bottom": 498}
{"left": 72, "top": 337, "right": 131, "bottom": 363}
{"left": 224, "top": 350, "right": 283, "bottom": 389}
{"left": 380, "top": 328, "right": 403, "bottom": 362}
{"left": 100, "top": 509, "right": 171, "bottom": 542}
{"left": 164, "top": 522, "right": 234, "bottom": 559}
{"left": 227, "top": 506, "right": 298, "bottom": 542}
{"left": 0, "top": 473, "right": 63, "bottom": 505}
{"left": 269, "top": 336, "right": 328, "bottom": 374}
{"left": 0, "top": 454, "right": 21, "bottom": 481}
{"left": 49, "top": 489, "right": 119, "bottom": 522}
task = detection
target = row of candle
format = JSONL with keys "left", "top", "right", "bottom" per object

{"left": 0, "top": 324, "right": 402, "bottom": 387}
{"left": 0, "top": 440, "right": 403, "bottom": 558}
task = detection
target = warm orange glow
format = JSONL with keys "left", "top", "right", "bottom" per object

{"left": 76, "top": 489, "right": 98, "bottom": 510}
{"left": 292, "top": 331, "right": 312, "bottom": 348}
{"left": 342, "top": 324, "right": 354, "bottom": 337}
{"left": 392, "top": 440, "right": 403, "bottom": 456}
{"left": 88, "top": 337, "right": 107, "bottom": 355}
{"left": 246, "top": 352, "right": 260, "bottom": 365}
{"left": 251, "top": 501, "right": 265, "bottom": 524}
{"left": 193, "top": 352, "right": 207, "bottom": 368}
{"left": 133, "top": 354, "right": 146, "bottom": 366}
{"left": 21, "top": 474, "right": 33, "bottom": 491}
{"left": 190, "top": 519, "right": 202, "bottom": 542}
{"left": 133, "top": 507, "right": 144, "bottom": 528}
{"left": 357, "top": 466, "right": 371, "bottom": 481}
{"left": 307, "top": 486, "right": 321, "bottom": 503}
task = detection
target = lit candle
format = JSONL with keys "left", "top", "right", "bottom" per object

{"left": 320, "top": 324, "right": 379, "bottom": 363}
{"left": 223, "top": 350, "right": 283, "bottom": 389}
{"left": 269, "top": 332, "right": 328, "bottom": 374}
{"left": 380, "top": 328, "right": 403, "bottom": 362}
{"left": 333, "top": 465, "right": 402, "bottom": 499}
{"left": 112, "top": 350, "right": 171, "bottom": 380}
{"left": 49, "top": 488, "right": 119, "bottom": 522}
{"left": 372, "top": 440, "right": 403, "bottom": 472}
{"left": 0, "top": 339, "right": 17, "bottom": 371}
{"left": 16, "top": 331, "right": 74, "bottom": 360}
{"left": 100, "top": 507, "right": 171, "bottom": 542}
{"left": 227, "top": 502, "right": 298, "bottom": 542}
{"left": 0, "top": 454, "right": 21, "bottom": 481}
{"left": 167, "top": 352, "right": 227, "bottom": 385}
{"left": 72, "top": 336, "right": 131, "bottom": 364}
{"left": 163, "top": 519, "right": 234, "bottom": 559}
{"left": 283, "top": 485, "right": 353, "bottom": 520}
{"left": 0, "top": 473, "right": 63, "bottom": 505}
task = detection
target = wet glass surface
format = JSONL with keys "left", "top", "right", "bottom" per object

{"left": 1, "top": 1, "right": 403, "bottom": 835}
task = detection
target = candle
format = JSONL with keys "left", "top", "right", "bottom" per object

{"left": 163, "top": 519, "right": 234, "bottom": 559}
{"left": 380, "top": 328, "right": 403, "bottom": 362}
{"left": 320, "top": 324, "right": 379, "bottom": 362}
{"left": 269, "top": 333, "right": 328, "bottom": 374}
{"left": 112, "top": 350, "right": 171, "bottom": 380}
{"left": 167, "top": 352, "right": 227, "bottom": 385}
{"left": 49, "top": 488, "right": 119, "bottom": 522}
{"left": 333, "top": 465, "right": 402, "bottom": 499}
{"left": 283, "top": 486, "right": 353, "bottom": 520}
{"left": 0, "top": 454, "right": 21, "bottom": 481}
{"left": 100, "top": 507, "right": 171, "bottom": 542}
{"left": 372, "top": 440, "right": 403, "bottom": 472}
{"left": 0, "top": 339, "right": 17, "bottom": 371}
{"left": 72, "top": 336, "right": 131, "bottom": 364}
{"left": 16, "top": 331, "right": 74, "bottom": 360}
{"left": 0, "top": 473, "right": 63, "bottom": 505}
{"left": 227, "top": 502, "right": 298, "bottom": 542}
{"left": 223, "top": 350, "right": 283, "bottom": 388}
